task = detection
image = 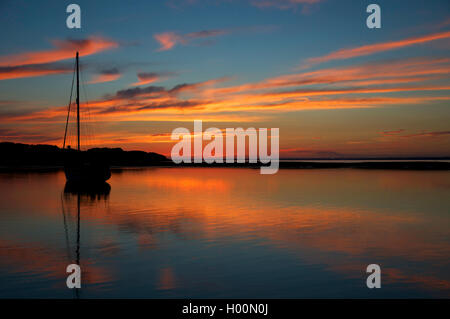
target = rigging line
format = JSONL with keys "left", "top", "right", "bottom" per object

{"left": 83, "top": 75, "right": 96, "bottom": 148}
{"left": 75, "top": 193, "right": 81, "bottom": 300}
{"left": 60, "top": 193, "right": 73, "bottom": 263}
{"left": 79, "top": 61, "right": 94, "bottom": 148}
{"left": 82, "top": 85, "right": 91, "bottom": 147}
{"left": 77, "top": 59, "right": 86, "bottom": 148}
{"left": 63, "top": 61, "right": 76, "bottom": 149}
{"left": 84, "top": 68, "right": 98, "bottom": 148}
{"left": 76, "top": 195, "right": 80, "bottom": 263}
{"left": 62, "top": 193, "right": 78, "bottom": 300}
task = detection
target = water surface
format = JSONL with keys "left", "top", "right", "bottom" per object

{"left": 0, "top": 168, "right": 449, "bottom": 298}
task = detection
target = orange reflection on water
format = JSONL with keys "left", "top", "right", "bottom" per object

{"left": 108, "top": 168, "right": 450, "bottom": 293}
{"left": 157, "top": 267, "right": 177, "bottom": 291}
{"left": 0, "top": 167, "right": 449, "bottom": 296}
{"left": 0, "top": 239, "right": 113, "bottom": 289}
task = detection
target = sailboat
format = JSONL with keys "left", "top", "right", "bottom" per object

{"left": 63, "top": 52, "right": 111, "bottom": 183}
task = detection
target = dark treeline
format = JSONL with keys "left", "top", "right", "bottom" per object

{"left": 1, "top": 142, "right": 449, "bottom": 170}
{"left": 0, "top": 142, "right": 168, "bottom": 167}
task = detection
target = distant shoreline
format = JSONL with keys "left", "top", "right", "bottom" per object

{"left": 1, "top": 160, "right": 449, "bottom": 171}
{"left": 1, "top": 142, "right": 449, "bottom": 171}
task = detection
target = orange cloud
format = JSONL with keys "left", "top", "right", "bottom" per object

{"left": 89, "top": 73, "right": 121, "bottom": 84}
{"left": 130, "top": 72, "right": 175, "bottom": 86}
{"left": 0, "top": 36, "right": 118, "bottom": 67}
{"left": 202, "top": 57, "right": 450, "bottom": 97}
{"left": 132, "top": 72, "right": 161, "bottom": 86}
{"left": 305, "top": 31, "right": 450, "bottom": 67}
{"left": 0, "top": 64, "right": 71, "bottom": 80}
{"left": 2, "top": 53, "right": 449, "bottom": 152}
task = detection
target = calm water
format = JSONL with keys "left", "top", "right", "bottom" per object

{"left": 0, "top": 168, "right": 449, "bottom": 298}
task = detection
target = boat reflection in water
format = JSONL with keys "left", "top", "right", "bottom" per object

{"left": 61, "top": 181, "right": 111, "bottom": 298}
{"left": 64, "top": 181, "right": 111, "bottom": 200}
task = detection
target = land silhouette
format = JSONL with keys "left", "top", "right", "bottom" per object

{"left": 0, "top": 142, "right": 168, "bottom": 167}
{"left": 0, "top": 141, "right": 449, "bottom": 170}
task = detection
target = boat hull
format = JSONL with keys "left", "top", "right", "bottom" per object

{"left": 64, "top": 162, "right": 111, "bottom": 183}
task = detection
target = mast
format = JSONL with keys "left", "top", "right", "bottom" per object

{"left": 76, "top": 52, "right": 80, "bottom": 151}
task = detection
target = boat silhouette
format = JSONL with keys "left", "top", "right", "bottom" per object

{"left": 63, "top": 52, "right": 111, "bottom": 183}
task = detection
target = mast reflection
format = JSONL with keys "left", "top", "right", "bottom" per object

{"left": 61, "top": 181, "right": 111, "bottom": 298}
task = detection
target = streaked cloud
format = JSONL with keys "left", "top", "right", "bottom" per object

{"left": 0, "top": 63, "right": 72, "bottom": 80}
{"left": 168, "top": 76, "right": 231, "bottom": 94}
{"left": 131, "top": 71, "right": 176, "bottom": 86}
{"left": 0, "top": 128, "right": 60, "bottom": 143}
{"left": 381, "top": 129, "right": 405, "bottom": 136}
{"left": 88, "top": 68, "right": 122, "bottom": 84}
{"left": 303, "top": 31, "right": 450, "bottom": 67}
{"left": 402, "top": 130, "right": 450, "bottom": 138}
{"left": 0, "top": 37, "right": 118, "bottom": 81}
{"left": 3, "top": 53, "right": 450, "bottom": 125}
{"left": 112, "top": 85, "right": 166, "bottom": 99}
{"left": 0, "top": 36, "right": 118, "bottom": 67}
{"left": 379, "top": 129, "right": 450, "bottom": 140}
{"left": 2, "top": 38, "right": 449, "bottom": 155}
{"left": 204, "top": 57, "right": 450, "bottom": 97}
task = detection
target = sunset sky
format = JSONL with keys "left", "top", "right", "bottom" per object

{"left": 0, "top": 0, "right": 449, "bottom": 158}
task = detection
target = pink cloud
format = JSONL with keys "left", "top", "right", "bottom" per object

{"left": 154, "top": 32, "right": 181, "bottom": 51}
{"left": 154, "top": 29, "right": 228, "bottom": 51}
